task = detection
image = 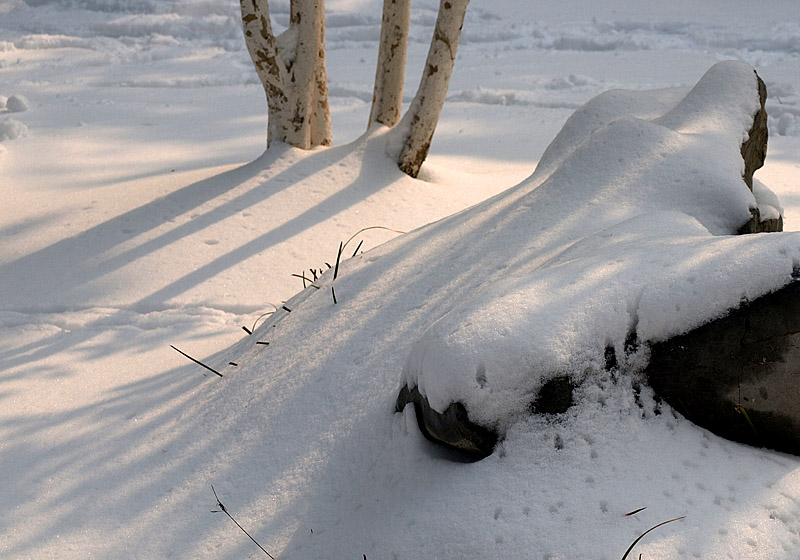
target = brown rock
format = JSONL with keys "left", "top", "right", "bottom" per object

{"left": 740, "top": 72, "right": 768, "bottom": 191}
{"left": 645, "top": 280, "right": 800, "bottom": 455}
{"left": 737, "top": 71, "right": 780, "bottom": 234}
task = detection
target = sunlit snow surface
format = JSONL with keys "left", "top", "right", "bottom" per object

{"left": 2, "top": 1, "right": 800, "bottom": 559}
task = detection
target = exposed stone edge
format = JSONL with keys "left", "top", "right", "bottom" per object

{"left": 396, "top": 385, "right": 498, "bottom": 458}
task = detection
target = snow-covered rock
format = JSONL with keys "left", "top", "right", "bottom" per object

{"left": 399, "top": 61, "right": 799, "bottom": 455}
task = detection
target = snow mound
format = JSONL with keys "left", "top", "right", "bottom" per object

{"left": 0, "top": 118, "right": 29, "bottom": 140}
{"left": 402, "top": 60, "right": 796, "bottom": 430}
{"left": 5, "top": 95, "right": 29, "bottom": 112}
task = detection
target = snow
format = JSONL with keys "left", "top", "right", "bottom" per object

{"left": 0, "top": 117, "right": 28, "bottom": 139}
{"left": 2, "top": 0, "right": 800, "bottom": 559}
{"left": 5, "top": 94, "right": 29, "bottom": 112}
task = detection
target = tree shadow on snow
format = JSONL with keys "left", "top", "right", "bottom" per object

{"left": 0, "top": 132, "right": 420, "bottom": 558}
{"left": 0, "top": 133, "right": 408, "bottom": 372}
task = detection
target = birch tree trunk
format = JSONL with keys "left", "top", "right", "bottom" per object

{"left": 240, "top": 0, "right": 332, "bottom": 149}
{"left": 369, "top": 0, "right": 411, "bottom": 127}
{"left": 396, "top": 0, "right": 469, "bottom": 177}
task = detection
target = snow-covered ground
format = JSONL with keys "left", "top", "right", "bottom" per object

{"left": 2, "top": 0, "right": 800, "bottom": 558}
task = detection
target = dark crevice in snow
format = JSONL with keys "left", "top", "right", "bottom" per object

{"left": 603, "top": 344, "right": 617, "bottom": 371}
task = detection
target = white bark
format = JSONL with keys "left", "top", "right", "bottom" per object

{"left": 369, "top": 0, "right": 410, "bottom": 127}
{"left": 310, "top": 11, "right": 332, "bottom": 147}
{"left": 396, "top": 0, "right": 469, "bottom": 177}
{"left": 240, "top": 0, "right": 331, "bottom": 149}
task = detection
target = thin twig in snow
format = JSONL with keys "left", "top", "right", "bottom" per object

{"left": 211, "top": 485, "right": 275, "bottom": 559}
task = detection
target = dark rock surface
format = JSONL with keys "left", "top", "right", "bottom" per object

{"left": 646, "top": 280, "right": 800, "bottom": 455}
{"left": 396, "top": 385, "right": 498, "bottom": 458}
{"left": 530, "top": 375, "right": 575, "bottom": 414}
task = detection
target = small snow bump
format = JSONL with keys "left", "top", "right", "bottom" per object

{"left": 776, "top": 113, "right": 798, "bottom": 136}
{"left": 0, "top": 118, "right": 28, "bottom": 140}
{"left": 6, "top": 95, "right": 29, "bottom": 113}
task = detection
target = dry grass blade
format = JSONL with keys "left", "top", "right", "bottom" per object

{"left": 251, "top": 306, "right": 278, "bottom": 332}
{"left": 341, "top": 226, "right": 406, "bottom": 254}
{"left": 621, "top": 516, "right": 686, "bottom": 560}
{"left": 736, "top": 404, "right": 760, "bottom": 439}
{"left": 352, "top": 239, "right": 364, "bottom": 257}
{"left": 292, "top": 272, "right": 320, "bottom": 289}
{"left": 170, "top": 345, "right": 223, "bottom": 377}
{"left": 333, "top": 241, "right": 343, "bottom": 280}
